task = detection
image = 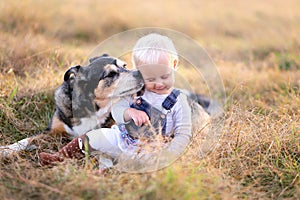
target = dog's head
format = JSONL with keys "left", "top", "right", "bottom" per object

{"left": 67, "top": 54, "right": 144, "bottom": 118}
{"left": 93, "top": 60, "right": 144, "bottom": 108}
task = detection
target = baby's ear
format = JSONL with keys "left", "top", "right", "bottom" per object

{"left": 171, "top": 59, "right": 179, "bottom": 71}
{"left": 173, "top": 59, "right": 178, "bottom": 68}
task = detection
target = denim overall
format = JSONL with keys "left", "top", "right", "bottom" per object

{"left": 119, "top": 89, "right": 181, "bottom": 145}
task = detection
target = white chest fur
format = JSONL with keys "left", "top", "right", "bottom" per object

{"left": 65, "top": 104, "right": 112, "bottom": 138}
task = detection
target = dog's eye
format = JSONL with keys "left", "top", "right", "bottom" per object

{"left": 105, "top": 71, "right": 118, "bottom": 78}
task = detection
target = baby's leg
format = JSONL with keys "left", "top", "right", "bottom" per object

{"left": 39, "top": 127, "right": 122, "bottom": 167}
{"left": 85, "top": 127, "right": 123, "bottom": 170}
{"left": 39, "top": 134, "right": 87, "bottom": 165}
{"left": 85, "top": 127, "right": 122, "bottom": 158}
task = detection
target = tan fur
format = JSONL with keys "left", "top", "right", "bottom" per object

{"left": 49, "top": 115, "right": 68, "bottom": 136}
{"left": 104, "top": 64, "right": 118, "bottom": 72}
{"left": 94, "top": 81, "right": 117, "bottom": 108}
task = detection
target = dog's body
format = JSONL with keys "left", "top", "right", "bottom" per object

{"left": 1, "top": 54, "right": 144, "bottom": 156}
{"left": 1, "top": 54, "right": 219, "bottom": 157}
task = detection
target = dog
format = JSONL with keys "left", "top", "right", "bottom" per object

{"left": 0, "top": 54, "right": 144, "bottom": 156}
{"left": 49, "top": 54, "right": 144, "bottom": 137}
{"left": 0, "top": 54, "right": 221, "bottom": 157}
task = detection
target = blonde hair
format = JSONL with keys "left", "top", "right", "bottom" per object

{"left": 132, "top": 33, "right": 178, "bottom": 69}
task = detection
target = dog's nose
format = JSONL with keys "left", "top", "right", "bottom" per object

{"left": 132, "top": 70, "right": 142, "bottom": 79}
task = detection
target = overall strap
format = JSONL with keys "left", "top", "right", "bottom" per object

{"left": 162, "top": 89, "right": 181, "bottom": 110}
{"left": 130, "top": 97, "right": 151, "bottom": 117}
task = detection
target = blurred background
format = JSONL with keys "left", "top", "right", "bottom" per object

{"left": 1, "top": 0, "right": 299, "bottom": 73}
{"left": 1, "top": 0, "right": 299, "bottom": 95}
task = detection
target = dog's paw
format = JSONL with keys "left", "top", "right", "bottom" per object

{"left": 0, "top": 138, "right": 37, "bottom": 157}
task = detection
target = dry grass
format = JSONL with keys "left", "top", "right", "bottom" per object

{"left": 0, "top": 0, "right": 299, "bottom": 199}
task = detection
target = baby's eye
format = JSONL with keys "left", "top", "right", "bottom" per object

{"left": 161, "top": 74, "right": 170, "bottom": 79}
{"left": 146, "top": 78, "right": 155, "bottom": 82}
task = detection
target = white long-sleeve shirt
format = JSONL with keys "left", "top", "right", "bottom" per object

{"left": 111, "top": 89, "right": 192, "bottom": 157}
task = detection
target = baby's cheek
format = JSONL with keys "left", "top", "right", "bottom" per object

{"left": 166, "top": 78, "right": 174, "bottom": 87}
{"left": 145, "top": 82, "right": 154, "bottom": 90}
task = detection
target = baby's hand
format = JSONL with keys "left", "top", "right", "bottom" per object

{"left": 125, "top": 108, "right": 149, "bottom": 127}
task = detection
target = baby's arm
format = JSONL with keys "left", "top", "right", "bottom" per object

{"left": 166, "top": 94, "right": 192, "bottom": 157}
{"left": 111, "top": 97, "right": 131, "bottom": 124}
{"left": 111, "top": 97, "right": 149, "bottom": 126}
{"left": 123, "top": 108, "right": 149, "bottom": 127}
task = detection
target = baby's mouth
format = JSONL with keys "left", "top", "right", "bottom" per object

{"left": 155, "top": 86, "right": 166, "bottom": 90}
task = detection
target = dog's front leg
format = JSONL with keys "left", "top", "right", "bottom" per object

{"left": 0, "top": 114, "right": 68, "bottom": 157}
{"left": 0, "top": 137, "right": 37, "bottom": 157}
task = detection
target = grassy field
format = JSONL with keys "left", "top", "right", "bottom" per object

{"left": 0, "top": 0, "right": 299, "bottom": 199}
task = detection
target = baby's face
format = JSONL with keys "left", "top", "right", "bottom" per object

{"left": 138, "top": 56, "right": 174, "bottom": 94}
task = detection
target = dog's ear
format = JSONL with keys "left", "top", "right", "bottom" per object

{"left": 89, "top": 57, "right": 99, "bottom": 63}
{"left": 64, "top": 65, "right": 81, "bottom": 81}
{"left": 89, "top": 53, "right": 110, "bottom": 63}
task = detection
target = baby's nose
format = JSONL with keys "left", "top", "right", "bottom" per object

{"left": 155, "top": 82, "right": 164, "bottom": 89}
